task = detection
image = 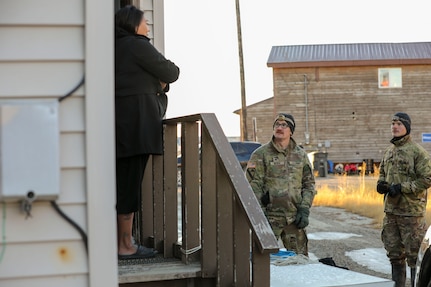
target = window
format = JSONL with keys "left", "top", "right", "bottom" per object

{"left": 378, "top": 68, "right": 402, "bottom": 88}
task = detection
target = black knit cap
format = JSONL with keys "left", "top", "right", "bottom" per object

{"left": 393, "top": 112, "right": 411, "bottom": 135}
{"left": 273, "top": 113, "right": 295, "bottom": 134}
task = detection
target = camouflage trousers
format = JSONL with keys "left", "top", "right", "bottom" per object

{"left": 268, "top": 216, "right": 308, "bottom": 256}
{"left": 381, "top": 213, "right": 426, "bottom": 267}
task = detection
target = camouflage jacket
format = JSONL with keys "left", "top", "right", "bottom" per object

{"left": 378, "top": 135, "right": 431, "bottom": 216}
{"left": 246, "top": 137, "right": 317, "bottom": 224}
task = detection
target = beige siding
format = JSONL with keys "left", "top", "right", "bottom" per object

{"left": 152, "top": 0, "right": 165, "bottom": 51}
{"left": 1, "top": 202, "right": 86, "bottom": 242}
{"left": 139, "top": 0, "right": 154, "bottom": 8}
{"left": 0, "top": 27, "right": 84, "bottom": 60}
{"left": 59, "top": 97, "right": 85, "bottom": 131}
{"left": 60, "top": 133, "right": 86, "bottom": 167}
{"left": 0, "top": 241, "right": 87, "bottom": 276}
{"left": 0, "top": 0, "right": 88, "bottom": 286}
{"left": 0, "top": 0, "right": 84, "bottom": 24}
{"left": 0, "top": 0, "right": 162, "bottom": 286}
{"left": 0, "top": 62, "right": 84, "bottom": 97}
{"left": 60, "top": 169, "right": 87, "bottom": 203}
{"left": 0, "top": 276, "right": 88, "bottom": 287}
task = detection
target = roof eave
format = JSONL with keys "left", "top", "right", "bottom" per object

{"left": 267, "top": 59, "right": 431, "bottom": 68}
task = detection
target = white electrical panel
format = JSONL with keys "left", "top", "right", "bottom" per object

{"left": 0, "top": 100, "right": 60, "bottom": 202}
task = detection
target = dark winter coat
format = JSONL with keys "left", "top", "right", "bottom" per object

{"left": 115, "top": 27, "right": 179, "bottom": 158}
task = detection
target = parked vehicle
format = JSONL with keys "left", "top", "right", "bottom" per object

{"left": 177, "top": 141, "right": 261, "bottom": 167}
{"left": 229, "top": 141, "right": 262, "bottom": 168}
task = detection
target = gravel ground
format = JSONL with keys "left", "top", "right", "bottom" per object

{"left": 307, "top": 205, "right": 412, "bottom": 286}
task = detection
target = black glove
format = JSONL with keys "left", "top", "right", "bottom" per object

{"left": 294, "top": 206, "right": 310, "bottom": 229}
{"left": 260, "top": 192, "right": 270, "bottom": 207}
{"left": 377, "top": 181, "right": 390, "bottom": 194}
{"left": 388, "top": 184, "right": 402, "bottom": 197}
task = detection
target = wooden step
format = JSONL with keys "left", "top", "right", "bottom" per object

{"left": 118, "top": 257, "right": 201, "bottom": 284}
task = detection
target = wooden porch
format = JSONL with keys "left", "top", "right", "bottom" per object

{"left": 118, "top": 113, "right": 278, "bottom": 286}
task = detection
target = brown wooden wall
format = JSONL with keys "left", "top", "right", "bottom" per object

{"left": 242, "top": 98, "right": 275, "bottom": 144}
{"left": 245, "top": 65, "right": 431, "bottom": 164}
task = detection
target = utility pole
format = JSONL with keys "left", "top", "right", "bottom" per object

{"left": 235, "top": 0, "right": 248, "bottom": 141}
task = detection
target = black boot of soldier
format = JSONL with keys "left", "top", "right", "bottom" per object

{"left": 411, "top": 267, "right": 416, "bottom": 287}
{"left": 391, "top": 263, "right": 406, "bottom": 287}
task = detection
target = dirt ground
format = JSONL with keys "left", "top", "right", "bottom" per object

{"left": 307, "top": 204, "right": 412, "bottom": 286}
{"left": 308, "top": 206, "right": 389, "bottom": 277}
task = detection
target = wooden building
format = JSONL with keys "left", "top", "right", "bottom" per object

{"left": 238, "top": 42, "right": 431, "bottom": 165}
{"left": 234, "top": 97, "right": 275, "bottom": 144}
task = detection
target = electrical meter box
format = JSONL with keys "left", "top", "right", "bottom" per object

{"left": 0, "top": 100, "right": 60, "bottom": 202}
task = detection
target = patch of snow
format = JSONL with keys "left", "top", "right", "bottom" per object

{"left": 271, "top": 263, "right": 393, "bottom": 287}
{"left": 308, "top": 231, "right": 362, "bottom": 240}
{"left": 346, "top": 248, "right": 410, "bottom": 278}
{"left": 270, "top": 245, "right": 396, "bottom": 286}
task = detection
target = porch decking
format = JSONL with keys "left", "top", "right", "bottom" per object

{"left": 118, "top": 258, "right": 201, "bottom": 284}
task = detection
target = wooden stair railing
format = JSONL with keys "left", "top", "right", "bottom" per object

{"left": 134, "top": 113, "right": 278, "bottom": 286}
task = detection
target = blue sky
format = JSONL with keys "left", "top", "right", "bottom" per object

{"left": 164, "top": 0, "right": 430, "bottom": 137}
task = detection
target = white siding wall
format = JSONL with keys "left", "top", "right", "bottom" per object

{"left": 134, "top": 0, "right": 165, "bottom": 52}
{"left": 0, "top": 0, "right": 117, "bottom": 286}
{"left": 0, "top": 0, "right": 163, "bottom": 286}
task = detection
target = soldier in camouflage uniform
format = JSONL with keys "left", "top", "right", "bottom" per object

{"left": 377, "top": 112, "right": 431, "bottom": 287}
{"left": 246, "top": 113, "right": 317, "bottom": 256}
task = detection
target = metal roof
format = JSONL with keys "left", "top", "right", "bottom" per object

{"left": 267, "top": 42, "right": 431, "bottom": 68}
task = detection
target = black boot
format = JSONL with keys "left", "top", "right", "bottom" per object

{"left": 411, "top": 267, "right": 416, "bottom": 287}
{"left": 391, "top": 263, "right": 406, "bottom": 287}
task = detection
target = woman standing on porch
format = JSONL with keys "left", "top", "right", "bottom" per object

{"left": 115, "top": 5, "right": 180, "bottom": 259}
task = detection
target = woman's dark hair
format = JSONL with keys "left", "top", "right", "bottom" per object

{"left": 115, "top": 5, "right": 143, "bottom": 34}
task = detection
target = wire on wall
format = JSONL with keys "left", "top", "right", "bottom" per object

{"left": 58, "top": 76, "right": 85, "bottom": 102}
{"left": 50, "top": 201, "right": 88, "bottom": 253}
{"left": 54, "top": 75, "right": 88, "bottom": 253}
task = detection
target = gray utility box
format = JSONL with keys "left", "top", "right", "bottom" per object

{"left": 314, "top": 152, "right": 328, "bottom": 177}
{"left": 0, "top": 100, "right": 60, "bottom": 202}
